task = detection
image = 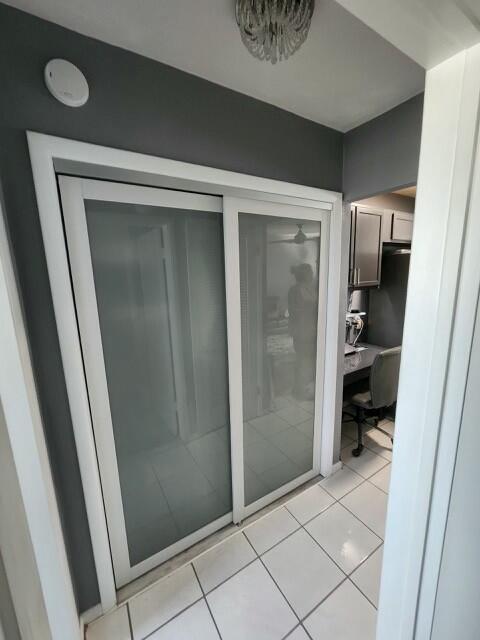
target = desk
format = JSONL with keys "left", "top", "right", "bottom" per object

{"left": 344, "top": 343, "right": 384, "bottom": 386}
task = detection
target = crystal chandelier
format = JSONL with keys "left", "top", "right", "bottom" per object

{"left": 236, "top": 0, "right": 315, "bottom": 64}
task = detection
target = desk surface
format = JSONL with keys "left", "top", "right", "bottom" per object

{"left": 344, "top": 343, "right": 384, "bottom": 386}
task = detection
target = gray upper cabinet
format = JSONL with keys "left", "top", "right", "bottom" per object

{"left": 350, "top": 206, "right": 383, "bottom": 287}
{"left": 391, "top": 210, "right": 414, "bottom": 242}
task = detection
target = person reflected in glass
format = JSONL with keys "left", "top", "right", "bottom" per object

{"left": 288, "top": 263, "right": 317, "bottom": 400}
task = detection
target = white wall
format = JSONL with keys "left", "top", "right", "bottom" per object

{"left": 0, "top": 193, "right": 81, "bottom": 638}
{"left": 431, "top": 297, "right": 480, "bottom": 639}
{"left": 0, "top": 399, "right": 50, "bottom": 640}
{"left": 377, "top": 41, "right": 480, "bottom": 640}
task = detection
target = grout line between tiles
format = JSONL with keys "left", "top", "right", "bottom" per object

{"left": 140, "top": 594, "right": 204, "bottom": 640}
{"left": 258, "top": 498, "right": 382, "bottom": 576}
{"left": 287, "top": 509, "right": 349, "bottom": 580}
{"left": 243, "top": 515, "right": 301, "bottom": 556}
{"left": 369, "top": 480, "right": 390, "bottom": 496}
{"left": 322, "top": 465, "right": 389, "bottom": 505}
{"left": 342, "top": 455, "right": 390, "bottom": 481}
{"left": 300, "top": 622, "right": 315, "bottom": 640}
{"left": 320, "top": 468, "right": 367, "bottom": 499}
{"left": 300, "top": 576, "right": 350, "bottom": 623}
{"left": 349, "top": 539, "right": 384, "bottom": 576}
{"left": 198, "top": 515, "right": 312, "bottom": 598}
{"left": 281, "top": 622, "right": 314, "bottom": 640}
{"left": 126, "top": 602, "right": 134, "bottom": 640}
{"left": 281, "top": 624, "right": 300, "bottom": 640}
{"left": 202, "top": 555, "right": 259, "bottom": 596}
{"left": 339, "top": 492, "right": 386, "bottom": 540}
{"left": 347, "top": 575, "right": 379, "bottom": 610}
{"left": 344, "top": 539, "right": 385, "bottom": 611}
{"left": 302, "top": 623, "right": 315, "bottom": 640}
{"left": 365, "top": 446, "right": 392, "bottom": 462}
{"left": 191, "top": 563, "right": 224, "bottom": 640}
{"left": 291, "top": 494, "right": 350, "bottom": 528}
{"left": 243, "top": 529, "right": 302, "bottom": 628}
{"left": 305, "top": 515, "right": 380, "bottom": 580}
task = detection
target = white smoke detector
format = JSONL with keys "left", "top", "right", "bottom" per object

{"left": 44, "top": 59, "right": 89, "bottom": 107}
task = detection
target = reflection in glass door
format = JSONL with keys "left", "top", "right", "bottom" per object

{"left": 240, "top": 214, "right": 321, "bottom": 505}
{"left": 225, "top": 198, "right": 329, "bottom": 520}
{"left": 60, "top": 178, "right": 231, "bottom": 586}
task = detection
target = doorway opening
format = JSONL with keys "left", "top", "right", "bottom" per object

{"left": 320, "top": 185, "right": 417, "bottom": 607}
{"left": 343, "top": 186, "right": 415, "bottom": 466}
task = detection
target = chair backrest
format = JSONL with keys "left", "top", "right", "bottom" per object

{"left": 370, "top": 346, "right": 402, "bottom": 409}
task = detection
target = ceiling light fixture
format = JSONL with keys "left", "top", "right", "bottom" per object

{"left": 236, "top": 0, "right": 315, "bottom": 64}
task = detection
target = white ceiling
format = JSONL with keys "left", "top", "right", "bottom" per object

{"left": 3, "top": 0, "right": 425, "bottom": 132}
{"left": 335, "top": 0, "right": 480, "bottom": 69}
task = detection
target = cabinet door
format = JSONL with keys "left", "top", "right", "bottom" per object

{"left": 382, "top": 210, "right": 394, "bottom": 243}
{"left": 352, "top": 206, "right": 382, "bottom": 286}
{"left": 392, "top": 211, "right": 413, "bottom": 242}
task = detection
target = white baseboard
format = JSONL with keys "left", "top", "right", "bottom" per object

{"left": 80, "top": 603, "right": 103, "bottom": 629}
{"left": 326, "top": 460, "right": 343, "bottom": 477}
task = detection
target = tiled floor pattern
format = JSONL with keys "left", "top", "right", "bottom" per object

{"left": 86, "top": 420, "right": 393, "bottom": 640}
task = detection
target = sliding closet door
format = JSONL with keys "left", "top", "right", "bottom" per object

{"left": 59, "top": 177, "right": 231, "bottom": 586}
{"left": 225, "top": 198, "right": 329, "bottom": 521}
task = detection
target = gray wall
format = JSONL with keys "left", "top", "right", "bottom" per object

{"left": 357, "top": 192, "right": 415, "bottom": 213}
{"left": 343, "top": 93, "right": 424, "bottom": 201}
{"left": 431, "top": 296, "right": 480, "bottom": 640}
{"left": 0, "top": 2, "right": 343, "bottom": 612}
{"left": 368, "top": 252, "right": 410, "bottom": 348}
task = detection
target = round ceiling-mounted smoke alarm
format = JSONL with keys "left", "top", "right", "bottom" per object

{"left": 44, "top": 59, "right": 89, "bottom": 107}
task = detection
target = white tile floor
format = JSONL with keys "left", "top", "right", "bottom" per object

{"left": 86, "top": 421, "right": 393, "bottom": 640}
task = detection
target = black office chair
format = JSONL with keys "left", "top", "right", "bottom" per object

{"left": 343, "top": 346, "right": 401, "bottom": 457}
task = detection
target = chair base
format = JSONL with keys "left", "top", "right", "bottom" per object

{"left": 352, "top": 444, "right": 364, "bottom": 457}
{"left": 342, "top": 405, "right": 394, "bottom": 457}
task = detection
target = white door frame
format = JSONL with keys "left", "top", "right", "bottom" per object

{"left": 224, "top": 197, "right": 330, "bottom": 522}
{"left": 0, "top": 192, "right": 80, "bottom": 638}
{"left": 27, "top": 131, "right": 343, "bottom": 612}
{"left": 377, "top": 43, "right": 480, "bottom": 639}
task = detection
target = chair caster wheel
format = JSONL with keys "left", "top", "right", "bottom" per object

{"left": 352, "top": 445, "right": 364, "bottom": 457}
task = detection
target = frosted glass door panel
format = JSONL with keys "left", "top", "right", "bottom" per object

{"left": 239, "top": 213, "right": 320, "bottom": 506}
{"left": 85, "top": 201, "right": 231, "bottom": 566}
